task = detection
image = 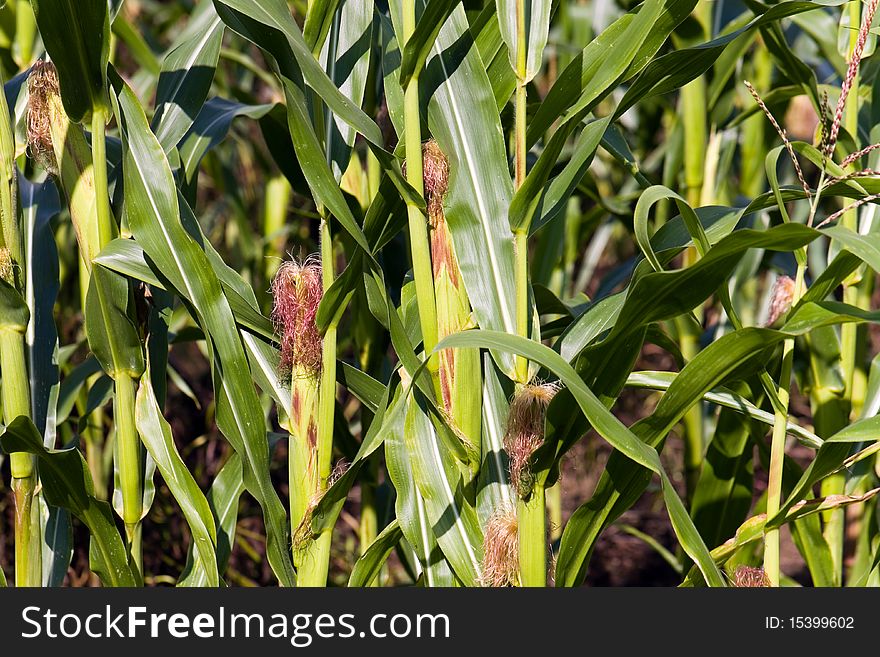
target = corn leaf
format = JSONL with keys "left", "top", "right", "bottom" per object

{"left": 0, "top": 416, "right": 140, "bottom": 586}
{"left": 116, "top": 81, "right": 295, "bottom": 586}
{"left": 30, "top": 0, "right": 110, "bottom": 120}
{"left": 135, "top": 364, "right": 219, "bottom": 587}
{"left": 153, "top": 1, "right": 225, "bottom": 152}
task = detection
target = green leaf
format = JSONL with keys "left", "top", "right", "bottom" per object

{"left": 304, "top": 0, "right": 342, "bottom": 54}
{"left": 320, "top": 0, "right": 373, "bottom": 181}
{"left": 116, "top": 81, "right": 295, "bottom": 586}
{"left": 529, "top": 0, "right": 696, "bottom": 144}
{"left": 31, "top": 0, "right": 110, "bottom": 120}
{"left": 0, "top": 416, "right": 139, "bottom": 586}
{"left": 93, "top": 237, "right": 276, "bottom": 342}
{"left": 348, "top": 520, "right": 402, "bottom": 587}
{"left": 824, "top": 225, "right": 880, "bottom": 274}
{"left": 38, "top": 497, "right": 72, "bottom": 586}
{"left": 625, "top": 371, "right": 821, "bottom": 449}
{"left": 512, "top": 116, "right": 610, "bottom": 235}
{"left": 402, "top": 392, "right": 483, "bottom": 586}
{"left": 385, "top": 393, "right": 457, "bottom": 586}
{"left": 600, "top": 224, "right": 817, "bottom": 350}
{"left": 311, "top": 374, "right": 395, "bottom": 534}
{"left": 634, "top": 185, "right": 711, "bottom": 272}
{"left": 179, "top": 453, "right": 242, "bottom": 587}
{"left": 85, "top": 265, "right": 145, "bottom": 380}
{"left": 21, "top": 177, "right": 61, "bottom": 443}
{"left": 281, "top": 78, "right": 374, "bottom": 256}
{"left": 495, "top": 0, "right": 551, "bottom": 83}
{"left": 689, "top": 392, "right": 757, "bottom": 549}
{"left": 0, "top": 278, "right": 28, "bottom": 332}
{"left": 438, "top": 330, "right": 726, "bottom": 587}
{"left": 179, "top": 98, "right": 275, "bottom": 183}
{"left": 615, "top": 2, "right": 828, "bottom": 119}
{"left": 398, "top": 0, "right": 457, "bottom": 88}
{"left": 477, "top": 353, "right": 515, "bottom": 524}
{"left": 681, "top": 489, "right": 880, "bottom": 586}
{"left": 213, "top": 0, "right": 386, "bottom": 148}
{"left": 179, "top": 434, "right": 283, "bottom": 586}
{"left": 152, "top": 1, "right": 225, "bottom": 152}
{"left": 135, "top": 364, "right": 219, "bottom": 587}
{"left": 769, "top": 414, "right": 880, "bottom": 528}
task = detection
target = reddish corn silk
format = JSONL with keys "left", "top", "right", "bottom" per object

{"left": 504, "top": 382, "right": 560, "bottom": 497}
{"left": 402, "top": 138, "right": 450, "bottom": 225}
{"left": 734, "top": 565, "right": 770, "bottom": 587}
{"left": 764, "top": 275, "right": 796, "bottom": 327}
{"left": 271, "top": 257, "right": 323, "bottom": 380}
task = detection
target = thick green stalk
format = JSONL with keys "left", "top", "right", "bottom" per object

{"left": 312, "top": 321, "right": 337, "bottom": 586}
{"left": 359, "top": 466, "right": 379, "bottom": 586}
{"left": 91, "top": 108, "right": 115, "bottom": 249}
{"left": 547, "top": 482, "right": 562, "bottom": 542}
{"left": 764, "top": 265, "right": 805, "bottom": 586}
{"left": 262, "top": 174, "right": 291, "bottom": 283}
{"left": 759, "top": 104, "right": 832, "bottom": 581}
{"left": 12, "top": 475, "right": 37, "bottom": 586}
{"left": 517, "top": 486, "right": 546, "bottom": 587}
{"left": 763, "top": 160, "right": 823, "bottom": 585}
{"left": 741, "top": 45, "right": 772, "bottom": 198}
{"left": 514, "top": 228, "right": 529, "bottom": 384}
{"left": 1, "top": 329, "right": 40, "bottom": 587}
{"left": 94, "top": 104, "right": 142, "bottom": 571}
{"left": 14, "top": 0, "right": 36, "bottom": 68}
{"left": 511, "top": 0, "right": 546, "bottom": 586}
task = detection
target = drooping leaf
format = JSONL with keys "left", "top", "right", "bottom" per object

{"left": 135, "top": 364, "right": 219, "bottom": 587}
{"left": 116, "top": 81, "right": 295, "bottom": 586}
{"left": 0, "top": 416, "right": 139, "bottom": 586}
{"left": 152, "top": 1, "right": 225, "bottom": 152}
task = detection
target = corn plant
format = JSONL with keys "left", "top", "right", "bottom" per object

{"left": 1, "top": 0, "right": 880, "bottom": 588}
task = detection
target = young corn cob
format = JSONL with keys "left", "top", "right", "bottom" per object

{"left": 27, "top": 61, "right": 107, "bottom": 496}
{"left": 505, "top": 382, "right": 559, "bottom": 498}
{"left": 764, "top": 275, "right": 796, "bottom": 327}
{"left": 419, "top": 140, "right": 481, "bottom": 453}
{"left": 27, "top": 61, "right": 103, "bottom": 266}
{"left": 505, "top": 381, "right": 559, "bottom": 586}
{"left": 271, "top": 257, "right": 325, "bottom": 575}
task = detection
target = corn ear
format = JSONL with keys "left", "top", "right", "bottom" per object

{"left": 27, "top": 62, "right": 103, "bottom": 267}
